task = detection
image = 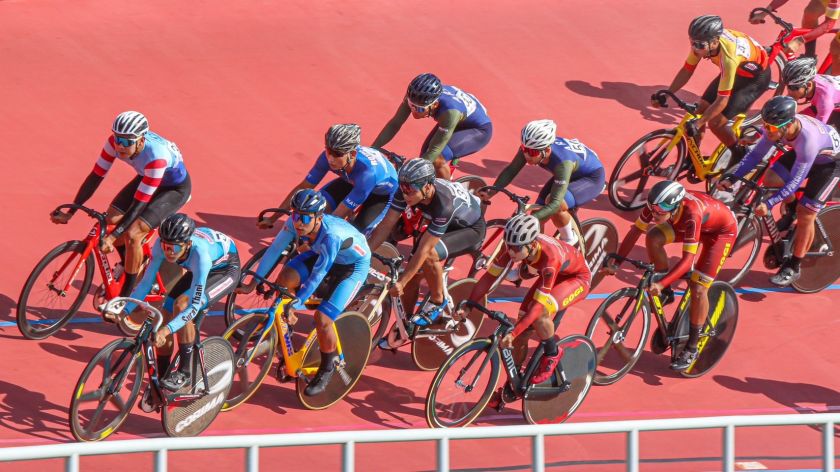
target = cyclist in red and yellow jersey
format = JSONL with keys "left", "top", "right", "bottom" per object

{"left": 653, "top": 15, "right": 771, "bottom": 162}
{"left": 463, "top": 214, "right": 590, "bottom": 385}
{"left": 607, "top": 181, "right": 738, "bottom": 371}
{"left": 751, "top": 0, "right": 840, "bottom": 70}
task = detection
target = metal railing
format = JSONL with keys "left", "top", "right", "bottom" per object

{"left": 1, "top": 413, "right": 838, "bottom": 472}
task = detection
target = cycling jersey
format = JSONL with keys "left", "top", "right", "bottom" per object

{"left": 305, "top": 145, "right": 398, "bottom": 210}
{"left": 733, "top": 114, "right": 840, "bottom": 208}
{"left": 808, "top": 75, "right": 840, "bottom": 124}
{"left": 125, "top": 228, "right": 238, "bottom": 333}
{"left": 93, "top": 132, "right": 188, "bottom": 203}
{"left": 256, "top": 215, "right": 370, "bottom": 313}
{"left": 390, "top": 178, "right": 483, "bottom": 236}
{"left": 432, "top": 85, "right": 491, "bottom": 129}
{"left": 684, "top": 29, "right": 768, "bottom": 96}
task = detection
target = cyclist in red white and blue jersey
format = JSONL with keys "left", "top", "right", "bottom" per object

{"left": 50, "top": 111, "right": 191, "bottom": 306}
{"left": 721, "top": 96, "right": 840, "bottom": 286}
{"left": 262, "top": 124, "right": 397, "bottom": 235}
{"left": 372, "top": 73, "right": 493, "bottom": 180}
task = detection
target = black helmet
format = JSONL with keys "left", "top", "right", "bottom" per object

{"left": 688, "top": 15, "right": 723, "bottom": 42}
{"left": 398, "top": 158, "right": 436, "bottom": 187}
{"left": 159, "top": 213, "right": 196, "bottom": 244}
{"left": 647, "top": 180, "right": 686, "bottom": 212}
{"left": 325, "top": 123, "right": 361, "bottom": 154}
{"left": 782, "top": 57, "right": 818, "bottom": 87}
{"left": 761, "top": 96, "right": 798, "bottom": 126}
{"left": 290, "top": 189, "right": 328, "bottom": 215}
{"left": 406, "top": 73, "right": 443, "bottom": 106}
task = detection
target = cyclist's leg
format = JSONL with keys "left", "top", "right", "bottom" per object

{"left": 803, "top": 0, "right": 825, "bottom": 56}
{"left": 106, "top": 176, "right": 143, "bottom": 265}
{"left": 554, "top": 167, "right": 607, "bottom": 244}
{"left": 531, "top": 276, "right": 589, "bottom": 383}
{"left": 420, "top": 123, "right": 493, "bottom": 179}
{"left": 277, "top": 251, "right": 317, "bottom": 292}
{"left": 353, "top": 192, "right": 392, "bottom": 236}
{"left": 711, "top": 70, "right": 771, "bottom": 151}
{"left": 319, "top": 178, "right": 353, "bottom": 213}
{"left": 830, "top": 33, "right": 840, "bottom": 75}
{"left": 158, "top": 273, "right": 191, "bottom": 375}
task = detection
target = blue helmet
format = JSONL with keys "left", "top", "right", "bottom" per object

{"left": 291, "top": 189, "right": 328, "bottom": 215}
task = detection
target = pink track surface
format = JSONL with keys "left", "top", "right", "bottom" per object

{"left": 1, "top": 0, "right": 838, "bottom": 470}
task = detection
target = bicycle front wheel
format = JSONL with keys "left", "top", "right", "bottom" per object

{"left": 717, "top": 215, "right": 762, "bottom": 287}
{"left": 221, "top": 313, "right": 278, "bottom": 411}
{"left": 579, "top": 218, "right": 619, "bottom": 290}
{"left": 794, "top": 205, "right": 840, "bottom": 293}
{"left": 224, "top": 246, "right": 286, "bottom": 326}
{"left": 18, "top": 240, "right": 95, "bottom": 340}
{"left": 425, "top": 338, "right": 500, "bottom": 428}
{"left": 585, "top": 287, "right": 650, "bottom": 386}
{"left": 609, "top": 129, "right": 686, "bottom": 211}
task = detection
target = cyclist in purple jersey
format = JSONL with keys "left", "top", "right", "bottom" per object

{"left": 721, "top": 97, "right": 840, "bottom": 285}
{"left": 782, "top": 57, "right": 840, "bottom": 130}
{"left": 372, "top": 73, "right": 493, "bottom": 180}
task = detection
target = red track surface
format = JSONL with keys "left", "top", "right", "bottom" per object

{"left": 1, "top": 0, "right": 838, "bottom": 470}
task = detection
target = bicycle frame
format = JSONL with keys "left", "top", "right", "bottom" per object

{"left": 755, "top": 7, "right": 838, "bottom": 75}
{"left": 668, "top": 113, "right": 747, "bottom": 182}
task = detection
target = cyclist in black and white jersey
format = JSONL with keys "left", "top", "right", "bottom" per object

{"left": 368, "top": 159, "right": 486, "bottom": 329}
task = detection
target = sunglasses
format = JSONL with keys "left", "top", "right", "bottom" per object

{"left": 291, "top": 211, "right": 316, "bottom": 225}
{"left": 763, "top": 119, "right": 793, "bottom": 132}
{"left": 161, "top": 242, "right": 184, "bottom": 253}
{"left": 114, "top": 135, "right": 139, "bottom": 147}
{"left": 326, "top": 147, "right": 349, "bottom": 157}
{"left": 691, "top": 40, "right": 709, "bottom": 50}
{"left": 647, "top": 203, "right": 673, "bottom": 215}
{"left": 406, "top": 98, "right": 435, "bottom": 114}
{"left": 520, "top": 144, "right": 548, "bottom": 158}
{"left": 399, "top": 182, "right": 424, "bottom": 195}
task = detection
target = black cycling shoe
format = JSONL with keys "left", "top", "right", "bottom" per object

{"left": 770, "top": 265, "right": 801, "bottom": 287}
{"left": 304, "top": 367, "right": 335, "bottom": 396}
{"left": 160, "top": 370, "right": 191, "bottom": 391}
{"left": 670, "top": 348, "right": 698, "bottom": 372}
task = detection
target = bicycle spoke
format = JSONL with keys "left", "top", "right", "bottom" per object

{"left": 86, "top": 397, "right": 111, "bottom": 433}
{"left": 595, "top": 337, "right": 615, "bottom": 364}
{"left": 611, "top": 341, "right": 635, "bottom": 363}
{"left": 78, "top": 388, "right": 106, "bottom": 403}
{"left": 110, "top": 393, "right": 126, "bottom": 411}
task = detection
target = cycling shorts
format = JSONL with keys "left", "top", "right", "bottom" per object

{"left": 287, "top": 251, "right": 369, "bottom": 320}
{"left": 320, "top": 178, "right": 393, "bottom": 235}
{"left": 421, "top": 122, "right": 493, "bottom": 162}
{"left": 774, "top": 150, "right": 840, "bottom": 211}
{"left": 111, "top": 174, "right": 192, "bottom": 229}
{"left": 536, "top": 167, "right": 606, "bottom": 209}
{"left": 165, "top": 252, "right": 241, "bottom": 316}
{"left": 701, "top": 67, "right": 772, "bottom": 119}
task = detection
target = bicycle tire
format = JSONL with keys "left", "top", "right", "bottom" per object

{"left": 579, "top": 218, "right": 619, "bottom": 290}
{"left": 454, "top": 175, "right": 488, "bottom": 195}
{"left": 585, "top": 287, "right": 650, "bottom": 386}
{"left": 718, "top": 215, "right": 763, "bottom": 287}
{"left": 609, "top": 129, "right": 687, "bottom": 211}
{"left": 221, "top": 313, "right": 278, "bottom": 411}
{"left": 794, "top": 205, "right": 840, "bottom": 293}
{"left": 522, "top": 334, "right": 596, "bottom": 424}
{"left": 18, "top": 240, "right": 95, "bottom": 340}
{"left": 467, "top": 218, "right": 506, "bottom": 279}
{"left": 223, "top": 246, "right": 288, "bottom": 326}
{"left": 69, "top": 338, "right": 145, "bottom": 441}
{"left": 742, "top": 54, "right": 787, "bottom": 126}
{"left": 425, "top": 338, "right": 500, "bottom": 428}
{"left": 673, "top": 282, "right": 739, "bottom": 378}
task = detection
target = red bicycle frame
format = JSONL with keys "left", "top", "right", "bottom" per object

{"left": 757, "top": 8, "right": 839, "bottom": 74}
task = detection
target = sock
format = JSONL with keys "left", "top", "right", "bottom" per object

{"left": 790, "top": 255, "right": 802, "bottom": 272}
{"left": 119, "top": 272, "right": 138, "bottom": 297}
{"left": 117, "top": 244, "right": 127, "bottom": 264}
{"left": 558, "top": 221, "right": 578, "bottom": 246}
{"left": 541, "top": 337, "right": 559, "bottom": 357}
{"left": 687, "top": 324, "right": 703, "bottom": 351}
{"left": 805, "top": 40, "right": 817, "bottom": 58}
{"left": 178, "top": 343, "right": 195, "bottom": 373}
{"left": 158, "top": 354, "right": 172, "bottom": 377}
{"left": 319, "top": 350, "right": 337, "bottom": 372}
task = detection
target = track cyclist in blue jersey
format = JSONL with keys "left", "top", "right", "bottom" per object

{"left": 241, "top": 189, "right": 371, "bottom": 396}
{"left": 260, "top": 124, "right": 398, "bottom": 235}
{"left": 372, "top": 73, "right": 493, "bottom": 180}
{"left": 121, "top": 214, "right": 240, "bottom": 392}
{"left": 719, "top": 96, "right": 840, "bottom": 286}
{"left": 481, "top": 119, "right": 606, "bottom": 246}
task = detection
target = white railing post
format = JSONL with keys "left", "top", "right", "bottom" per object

{"left": 723, "top": 425, "right": 734, "bottom": 472}
{"left": 532, "top": 433, "right": 545, "bottom": 472}
{"left": 246, "top": 445, "right": 259, "bottom": 472}
{"left": 65, "top": 453, "right": 79, "bottom": 472}
{"left": 824, "top": 421, "right": 834, "bottom": 472}
{"left": 437, "top": 437, "right": 449, "bottom": 472}
{"left": 626, "top": 429, "right": 639, "bottom": 472}
{"left": 342, "top": 441, "right": 354, "bottom": 472}
{"left": 155, "top": 448, "right": 167, "bottom": 472}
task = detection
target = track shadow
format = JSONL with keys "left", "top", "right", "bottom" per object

{"left": 343, "top": 374, "right": 427, "bottom": 428}
{"left": 599, "top": 349, "right": 677, "bottom": 387}
{"left": 455, "top": 157, "right": 509, "bottom": 183}
{"left": 0, "top": 379, "right": 75, "bottom": 441}
{"left": 564, "top": 80, "right": 701, "bottom": 125}
{"left": 194, "top": 212, "right": 271, "bottom": 256}
{"left": 39, "top": 342, "right": 105, "bottom": 365}
{"left": 0, "top": 292, "right": 15, "bottom": 323}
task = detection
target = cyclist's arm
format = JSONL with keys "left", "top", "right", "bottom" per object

{"left": 292, "top": 236, "right": 340, "bottom": 309}
{"left": 371, "top": 101, "right": 411, "bottom": 149}
{"left": 124, "top": 243, "right": 165, "bottom": 314}
{"left": 804, "top": 1, "right": 840, "bottom": 41}
{"left": 512, "top": 264, "right": 562, "bottom": 338}
{"left": 492, "top": 149, "right": 527, "bottom": 189}
{"left": 71, "top": 172, "right": 105, "bottom": 209}
{"left": 420, "top": 109, "right": 463, "bottom": 162}
{"left": 368, "top": 202, "right": 403, "bottom": 251}
{"left": 72, "top": 138, "right": 117, "bottom": 211}
{"left": 659, "top": 220, "right": 701, "bottom": 288}
{"left": 812, "top": 89, "right": 835, "bottom": 123}
{"left": 766, "top": 151, "right": 817, "bottom": 208}
{"left": 469, "top": 251, "right": 512, "bottom": 299}
{"left": 255, "top": 220, "right": 296, "bottom": 278}
{"left": 166, "top": 246, "right": 212, "bottom": 333}
{"left": 731, "top": 137, "right": 774, "bottom": 178}
{"left": 337, "top": 170, "right": 377, "bottom": 219}
{"left": 532, "top": 160, "right": 576, "bottom": 221}
{"left": 111, "top": 158, "right": 167, "bottom": 238}
{"left": 667, "top": 54, "right": 698, "bottom": 94}
{"left": 400, "top": 230, "right": 440, "bottom": 286}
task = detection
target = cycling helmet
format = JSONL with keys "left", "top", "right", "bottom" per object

{"left": 504, "top": 214, "right": 541, "bottom": 246}
{"left": 290, "top": 189, "right": 328, "bottom": 215}
{"left": 520, "top": 119, "right": 557, "bottom": 149}
{"left": 782, "top": 57, "right": 818, "bottom": 87}
{"left": 761, "top": 96, "right": 798, "bottom": 126}
{"left": 688, "top": 15, "right": 724, "bottom": 42}
{"left": 325, "top": 123, "right": 361, "bottom": 154}
{"left": 647, "top": 180, "right": 686, "bottom": 212}
{"left": 159, "top": 213, "right": 196, "bottom": 244}
{"left": 112, "top": 111, "right": 149, "bottom": 138}
{"left": 398, "top": 158, "right": 436, "bottom": 187}
{"left": 407, "top": 73, "right": 443, "bottom": 106}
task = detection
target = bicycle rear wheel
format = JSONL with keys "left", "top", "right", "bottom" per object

{"left": 579, "top": 218, "right": 618, "bottom": 290}
{"left": 674, "top": 282, "right": 739, "bottom": 378}
{"left": 69, "top": 338, "right": 145, "bottom": 441}
{"left": 454, "top": 175, "right": 488, "bottom": 195}
{"left": 585, "top": 287, "right": 650, "bottom": 386}
{"left": 221, "top": 313, "right": 278, "bottom": 411}
{"left": 467, "top": 218, "right": 506, "bottom": 279}
{"left": 223, "top": 246, "right": 288, "bottom": 326}
{"left": 522, "top": 334, "right": 596, "bottom": 424}
{"left": 425, "top": 338, "right": 500, "bottom": 428}
{"left": 608, "top": 129, "right": 686, "bottom": 211}
{"left": 793, "top": 205, "right": 840, "bottom": 293}
{"left": 717, "top": 216, "right": 762, "bottom": 287}
{"left": 17, "top": 240, "right": 95, "bottom": 340}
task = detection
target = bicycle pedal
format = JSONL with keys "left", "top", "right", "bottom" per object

{"left": 558, "top": 380, "right": 572, "bottom": 393}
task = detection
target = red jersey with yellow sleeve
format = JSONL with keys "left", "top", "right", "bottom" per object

{"left": 684, "top": 29, "right": 768, "bottom": 97}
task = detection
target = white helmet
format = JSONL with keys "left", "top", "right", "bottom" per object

{"left": 504, "top": 214, "right": 541, "bottom": 246}
{"left": 521, "top": 119, "right": 557, "bottom": 149}
{"left": 112, "top": 111, "right": 149, "bottom": 138}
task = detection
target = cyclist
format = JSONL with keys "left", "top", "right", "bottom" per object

{"left": 481, "top": 119, "right": 605, "bottom": 246}
{"left": 607, "top": 181, "right": 738, "bottom": 371}
{"left": 371, "top": 73, "right": 493, "bottom": 180}
{"left": 654, "top": 15, "right": 771, "bottom": 162}
{"left": 782, "top": 57, "right": 840, "bottom": 130}
{"left": 261, "top": 124, "right": 398, "bottom": 235}
{"left": 463, "top": 214, "right": 590, "bottom": 389}
{"left": 720, "top": 96, "right": 840, "bottom": 285}
{"left": 750, "top": 0, "right": 839, "bottom": 64}
{"left": 50, "top": 111, "right": 191, "bottom": 311}
{"left": 368, "top": 159, "right": 486, "bottom": 333}
{"left": 241, "top": 189, "right": 371, "bottom": 396}
{"left": 122, "top": 213, "right": 240, "bottom": 392}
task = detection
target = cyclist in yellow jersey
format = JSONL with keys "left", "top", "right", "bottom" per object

{"left": 751, "top": 0, "right": 840, "bottom": 69}
{"left": 653, "top": 15, "right": 771, "bottom": 162}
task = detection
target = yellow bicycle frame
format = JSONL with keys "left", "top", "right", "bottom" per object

{"left": 663, "top": 113, "right": 747, "bottom": 182}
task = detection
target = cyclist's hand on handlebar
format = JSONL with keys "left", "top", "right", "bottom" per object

{"left": 477, "top": 189, "right": 496, "bottom": 202}
{"left": 236, "top": 279, "right": 257, "bottom": 294}
{"left": 284, "top": 303, "right": 299, "bottom": 325}
{"left": 685, "top": 119, "right": 701, "bottom": 138}
{"left": 600, "top": 263, "right": 618, "bottom": 276}
{"left": 500, "top": 333, "right": 515, "bottom": 349}
{"left": 748, "top": 10, "right": 767, "bottom": 24}
{"left": 649, "top": 282, "right": 664, "bottom": 297}
{"left": 453, "top": 307, "right": 466, "bottom": 321}
{"left": 388, "top": 281, "right": 405, "bottom": 298}
{"left": 650, "top": 93, "right": 665, "bottom": 109}
{"left": 716, "top": 179, "right": 734, "bottom": 191}
{"left": 100, "top": 234, "right": 117, "bottom": 254}
{"left": 155, "top": 326, "right": 172, "bottom": 348}
{"left": 257, "top": 215, "right": 279, "bottom": 229}
{"left": 50, "top": 210, "right": 72, "bottom": 225}
{"left": 755, "top": 202, "right": 769, "bottom": 217}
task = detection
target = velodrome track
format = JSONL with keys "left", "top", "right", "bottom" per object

{"left": 1, "top": 0, "right": 839, "bottom": 470}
